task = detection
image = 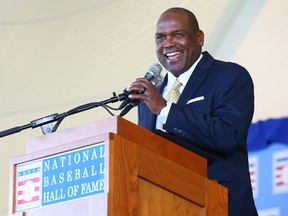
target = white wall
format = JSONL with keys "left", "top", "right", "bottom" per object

{"left": 233, "top": 0, "right": 288, "bottom": 120}
{"left": 0, "top": 0, "right": 287, "bottom": 214}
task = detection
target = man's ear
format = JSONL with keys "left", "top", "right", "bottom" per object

{"left": 197, "top": 30, "right": 204, "bottom": 46}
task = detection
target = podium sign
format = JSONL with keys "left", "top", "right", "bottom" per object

{"left": 16, "top": 142, "right": 106, "bottom": 212}
{"left": 9, "top": 134, "right": 111, "bottom": 216}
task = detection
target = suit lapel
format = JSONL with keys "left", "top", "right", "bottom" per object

{"left": 178, "top": 52, "right": 214, "bottom": 105}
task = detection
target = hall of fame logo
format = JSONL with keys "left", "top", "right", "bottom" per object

{"left": 16, "top": 160, "right": 42, "bottom": 211}
{"left": 273, "top": 150, "right": 288, "bottom": 194}
{"left": 249, "top": 156, "right": 258, "bottom": 198}
{"left": 14, "top": 142, "right": 106, "bottom": 212}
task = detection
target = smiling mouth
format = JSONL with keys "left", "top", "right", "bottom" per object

{"left": 165, "top": 51, "right": 181, "bottom": 60}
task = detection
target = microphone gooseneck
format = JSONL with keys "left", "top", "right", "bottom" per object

{"left": 0, "top": 63, "right": 163, "bottom": 137}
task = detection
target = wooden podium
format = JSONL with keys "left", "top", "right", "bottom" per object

{"left": 8, "top": 116, "right": 227, "bottom": 216}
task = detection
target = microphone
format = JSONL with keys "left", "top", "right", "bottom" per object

{"left": 119, "top": 100, "right": 140, "bottom": 117}
{"left": 143, "top": 63, "right": 162, "bottom": 81}
{"left": 119, "top": 63, "right": 163, "bottom": 110}
{"left": 119, "top": 63, "right": 163, "bottom": 117}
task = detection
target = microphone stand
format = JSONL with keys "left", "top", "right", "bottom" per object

{"left": 0, "top": 67, "right": 164, "bottom": 138}
{"left": 0, "top": 91, "right": 128, "bottom": 138}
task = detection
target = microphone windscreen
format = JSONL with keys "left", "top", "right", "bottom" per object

{"left": 144, "top": 63, "right": 162, "bottom": 81}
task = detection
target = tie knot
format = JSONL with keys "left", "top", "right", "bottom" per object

{"left": 173, "top": 79, "right": 182, "bottom": 89}
{"left": 165, "top": 79, "right": 182, "bottom": 103}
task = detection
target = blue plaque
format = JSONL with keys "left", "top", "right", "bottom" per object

{"left": 16, "top": 142, "right": 106, "bottom": 212}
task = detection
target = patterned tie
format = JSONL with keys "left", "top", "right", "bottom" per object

{"left": 165, "top": 79, "right": 182, "bottom": 103}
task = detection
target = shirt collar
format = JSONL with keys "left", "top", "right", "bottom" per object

{"left": 167, "top": 53, "right": 203, "bottom": 87}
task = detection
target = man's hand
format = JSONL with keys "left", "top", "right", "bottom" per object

{"left": 127, "top": 78, "right": 167, "bottom": 115}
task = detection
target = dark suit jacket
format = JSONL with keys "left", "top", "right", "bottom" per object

{"left": 138, "top": 51, "right": 258, "bottom": 215}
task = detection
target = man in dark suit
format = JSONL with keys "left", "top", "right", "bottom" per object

{"left": 127, "top": 7, "right": 258, "bottom": 215}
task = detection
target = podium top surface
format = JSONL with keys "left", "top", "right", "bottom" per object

{"left": 154, "top": 130, "right": 218, "bottom": 166}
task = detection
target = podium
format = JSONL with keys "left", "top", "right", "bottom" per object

{"left": 8, "top": 116, "right": 227, "bottom": 216}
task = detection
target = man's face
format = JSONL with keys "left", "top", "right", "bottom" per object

{"left": 155, "top": 12, "right": 204, "bottom": 76}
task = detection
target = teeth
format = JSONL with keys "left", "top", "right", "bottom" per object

{"left": 166, "top": 52, "right": 180, "bottom": 56}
